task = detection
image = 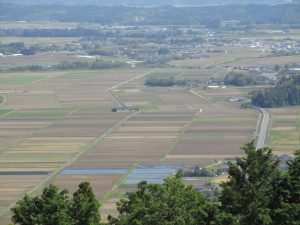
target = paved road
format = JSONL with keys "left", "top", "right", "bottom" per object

{"left": 256, "top": 107, "right": 270, "bottom": 150}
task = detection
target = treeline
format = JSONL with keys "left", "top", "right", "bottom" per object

{"left": 0, "top": 60, "right": 128, "bottom": 73}
{"left": 252, "top": 74, "right": 300, "bottom": 107}
{"left": 0, "top": 28, "right": 99, "bottom": 37}
{"left": 145, "top": 77, "right": 178, "bottom": 87}
{"left": 224, "top": 72, "right": 258, "bottom": 86}
{"left": 11, "top": 143, "right": 300, "bottom": 225}
{"left": 11, "top": 182, "right": 100, "bottom": 225}
{"left": 0, "top": 4, "right": 300, "bottom": 27}
{"left": 0, "top": 60, "right": 129, "bottom": 72}
{"left": 0, "top": 42, "right": 37, "bottom": 55}
{"left": 145, "top": 77, "right": 202, "bottom": 87}
{"left": 55, "top": 60, "right": 127, "bottom": 70}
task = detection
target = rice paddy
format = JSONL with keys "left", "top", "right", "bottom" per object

{"left": 0, "top": 66, "right": 297, "bottom": 223}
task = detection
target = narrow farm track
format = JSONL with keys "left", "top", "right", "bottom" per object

{"left": 106, "top": 69, "right": 157, "bottom": 107}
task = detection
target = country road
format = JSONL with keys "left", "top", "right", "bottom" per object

{"left": 256, "top": 107, "right": 270, "bottom": 150}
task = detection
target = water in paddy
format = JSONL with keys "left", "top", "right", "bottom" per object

{"left": 61, "top": 165, "right": 182, "bottom": 184}
{"left": 124, "top": 165, "right": 182, "bottom": 184}
{"left": 61, "top": 169, "right": 128, "bottom": 175}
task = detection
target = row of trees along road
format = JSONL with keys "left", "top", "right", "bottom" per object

{"left": 11, "top": 142, "right": 300, "bottom": 225}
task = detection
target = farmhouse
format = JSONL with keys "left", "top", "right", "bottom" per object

{"left": 111, "top": 106, "right": 139, "bottom": 113}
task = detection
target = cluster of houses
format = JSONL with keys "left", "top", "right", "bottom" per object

{"left": 217, "top": 154, "right": 294, "bottom": 175}
{"left": 232, "top": 65, "right": 275, "bottom": 73}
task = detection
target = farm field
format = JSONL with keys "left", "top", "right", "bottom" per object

{"left": 170, "top": 47, "right": 300, "bottom": 68}
{"left": 268, "top": 107, "right": 300, "bottom": 155}
{"left": 0, "top": 64, "right": 298, "bottom": 223}
{"left": 170, "top": 48, "right": 265, "bottom": 68}
{"left": 0, "top": 52, "right": 88, "bottom": 69}
{"left": 0, "top": 68, "right": 152, "bottom": 222}
{"left": 93, "top": 70, "right": 260, "bottom": 217}
{"left": 0, "top": 37, "right": 79, "bottom": 46}
{"left": 0, "top": 3, "right": 299, "bottom": 222}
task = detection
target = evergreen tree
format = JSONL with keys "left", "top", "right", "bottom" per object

{"left": 37, "top": 185, "right": 72, "bottom": 225}
{"left": 220, "top": 142, "right": 280, "bottom": 225}
{"left": 12, "top": 185, "right": 72, "bottom": 225}
{"left": 72, "top": 182, "right": 101, "bottom": 225}
{"left": 108, "top": 175, "right": 217, "bottom": 225}
{"left": 286, "top": 150, "right": 300, "bottom": 224}
{"left": 11, "top": 195, "right": 40, "bottom": 225}
{"left": 252, "top": 74, "right": 300, "bottom": 108}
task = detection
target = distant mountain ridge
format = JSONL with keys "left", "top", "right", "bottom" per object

{"left": 1, "top": 0, "right": 295, "bottom": 6}
{"left": 1, "top": 4, "right": 299, "bottom": 26}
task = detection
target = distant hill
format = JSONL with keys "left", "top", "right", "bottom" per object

{"left": 1, "top": 0, "right": 293, "bottom": 6}
{"left": 1, "top": 4, "right": 299, "bottom": 26}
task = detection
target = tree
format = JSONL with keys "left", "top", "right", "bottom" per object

{"left": 72, "top": 182, "right": 101, "bottom": 225}
{"left": 108, "top": 175, "right": 218, "bottom": 225}
{"left": 224, "top": 72, "right": 257, "bottom": 86}
{"left": 220, "top": 142, "right": 280, "bottom": 225}
{"left": 285, "top": 150, "right": 300, "bottom": 224}
{"left": 11, "top": 195, "right": 40, "bottom": 225}
{"left": 11, "top": 185, "right": 72, "bottom": 225}
{"left": 38, "top": 185, "right": 72, "bottom": 225}
{"left": 252, "top": 74, "right": 300, "bottom": 108}
{"left": 11, "top": 182, "right": 100, "bottom": 225}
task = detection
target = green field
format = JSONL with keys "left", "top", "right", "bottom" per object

{"left": 268, "top": 108, "right": 300, "bottom": 153}
{"left": 0, "top": 75, "right": 44, "bottom": 85}
{"left": 146, "top": 70, "right": 182, "bottom": 78}
{"left": 0, "top": 95, "right": 4, "bottom": 104}
{"left": 3, "top": 108, "right": 75, "bottom": 119}
{"left": 270, "top": 130, "right": 300, "bottom": 146}
{"left": 58, "top": 70, "right": 105, "bottom": 79}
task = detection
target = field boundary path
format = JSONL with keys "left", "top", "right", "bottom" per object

{"left": 255, "top": 107, "right": 270, "bottom": 150}
{"left": 106, "top": 69, "right": 157, "bottom": 107}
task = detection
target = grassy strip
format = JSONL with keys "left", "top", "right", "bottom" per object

{"left": 4, "top": 108, "right": 75, "bottom": 119}
{"left": 0, "top": 109, "right": 17, "bottom": 119}
{"left": 100, "top": 161, "right": 140, "bottom": 205}
{"left": 0, "top": 95, "right": 4, "bottom": 104}
{"left": 0, "top": 75, "right": 44, "bottom": 85}
{"left": 58, "top": 70, "right": 106, "bottom": 79}
{"left": 108, "top": 90, "right": 124, "bottom": 107}
{"left": 161, "top": 112, "right": 197, "bottom": 161}
{"left": 107, "top": 69, "right": 159, "bottom": 109}
{"left": 0, "top": 109, "right": 14, "bottom": 117}
{"left": 137, "top": 104, "right": 159, "bottom": 111}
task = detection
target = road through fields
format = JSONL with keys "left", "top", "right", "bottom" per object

{"left": 256, "top": 108, "right": 270, "bottom": 150}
